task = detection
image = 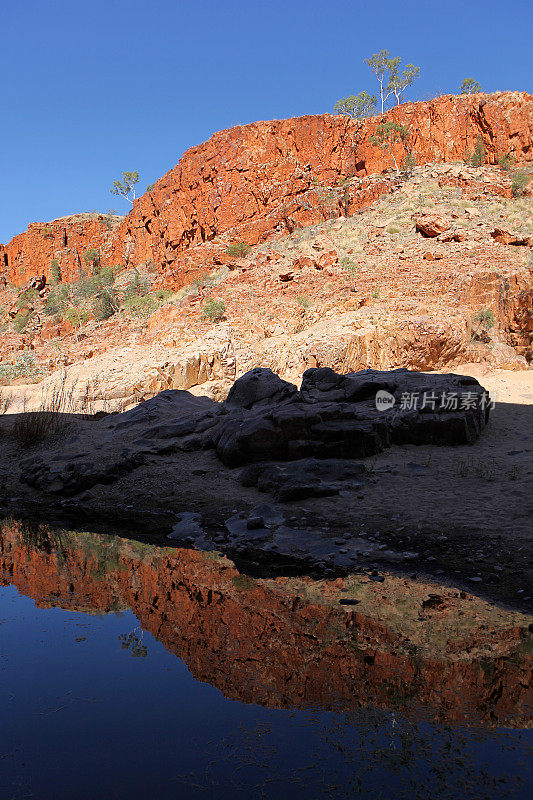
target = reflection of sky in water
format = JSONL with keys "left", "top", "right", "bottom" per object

{"left": 1, "top": 576, "right": 531, "bottom": 799}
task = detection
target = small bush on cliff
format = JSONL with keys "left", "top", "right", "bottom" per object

{"left": 472, "top": 309, "right": 495, "bottom": 329}
{"left": 13, "top": 308, "right": 32, "bottom": 333}
{"left": 122, "top": 293, "right": 161, "bottom": 318}
{"left": 202, "top": 299, "right": 226, "bottom": 322}
{"left": 401, "top": 150, "right": 416, "bottom": 177}
{"left": 44, "top": 284, "right": 70, "bottom": 315}
{"left": 41, "top": 225, "right": 53, "bottom": 239}
{"left": 497, "top": 152, "right": 515, "bottom": 172}
{"left": 334, "top": 91, "right": 376, "bottom": 119}
{"left": 92, "top": 288, "right": 118, "bottom": 321}
{"left": 511, "top": 170, "right": 529, "bottom": 197}
{"left": 82, "top": 248, "right": 100, "bottom": 268}
{"left": 63, "top": 307, "right": 91, "bottom": 328}
{"left": 77, "top": 264, "right": 116, "bottom": 299}
{"left": 470, "top": 135, "right": 486, "bottom": 167}
{"left": 50, "top": 258, "right": 62, "bottom": 284}
{"left": 123, "top": 270, "right": 149, "bottom": 300}
{"left": 226, "top": 242, "right": 250, "bottom": 258}
{"left": 15, "top": 287, "right": 38, "bottom": 310}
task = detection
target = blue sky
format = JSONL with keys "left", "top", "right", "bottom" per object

{"left": 1, "top": 0, "right": 531, "bottom": 243}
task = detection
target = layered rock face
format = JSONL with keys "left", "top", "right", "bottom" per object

{"left": 1, "top": 92, "right": 531, "bottom": 288}
{"left": 108, "top": 91, "right": 533, "bottom": 285}
{"left": 0, "top": 214, "right": 122, "bottom": 285}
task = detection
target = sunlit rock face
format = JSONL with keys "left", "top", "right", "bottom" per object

{"left": 109, "top": 92, "right": 533, "bottom": 286}
{"left": 1, "top": 519, "right": 531, "bottom": 726}
{"left": 1, "top": 92, "right": 531, "bottom": 289}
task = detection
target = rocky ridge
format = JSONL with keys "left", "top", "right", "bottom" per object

{"left": 1, "top": 92, "right": 531, "bottom": 289}
{"left": 1, "top": 158, "right": 531, "bottom": 408}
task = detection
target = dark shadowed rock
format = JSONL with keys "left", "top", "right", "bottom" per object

{"left": 20, "top": 367, "right": 490, "bottom": 495}
{"left": 225, "top": 367, "right": 297, "bottom": 409}
{"left": 210, "top": 367, "right": 490, "bottom": 467}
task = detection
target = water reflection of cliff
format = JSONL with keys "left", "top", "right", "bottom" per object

{"left": 1, "top": 519, "right": 531, "bottom": 727}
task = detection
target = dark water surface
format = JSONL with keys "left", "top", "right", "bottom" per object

{"left": 0, "top": 519, "right": 531, "bottom": 799}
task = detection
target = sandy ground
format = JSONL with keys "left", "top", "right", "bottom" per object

{"left": 0, "top": 367, "right": 531, "bottom": 609}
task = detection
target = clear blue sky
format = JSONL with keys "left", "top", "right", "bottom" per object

{"left": 1, "top": 0, "right": 531, "bottom": 243}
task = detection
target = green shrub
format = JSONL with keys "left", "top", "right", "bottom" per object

{"left": 460, "top": 78, "right": 481, "bottom": 94}
{"left": 297, "top": 295, "right": 311, "bottom": 309}
{"left": 225, "top": 242, "right": 250, "bottom": 258}
{"left": 511, "top": 170, "right": 529, "bottom": 197}
{"left": 92, "top": 289, "right": 118, "bottom": 321}
{"left": 202, "top": 299, "right": 226, "bottom": 322}
{"left": 63, "top": 307, "right": 90, "bottom": 328}
{"left": 0, "top": 353, "right": 43, "bottom": 382}
{"left": 470, "top": 135, "right": 486, "bottom": 167}
{"left": 401, "top": 150, "right": 415, "bottom": 177}
{"left": 77, "top": 264, "right": 115, "bottom": 299}
{"left": 497, "top": 153, "right": 514, "bottom": 172}
{"left": 41, "top": 225, "right": 53, "bottom": 239}
{"left": 472, "top": 309, "right": 495, "bottom": 329}
{"left": 122, "top": 293, "right": 161, "bottom": 318}
{"left": 231, "top": 574, "right": 256, "bottom": 590}
{"left": 50, "top": 259, "right": 62, "bottom": 284}
{"left": 13, "top": 308, "right": 31, "bottom": 333}
{"left": 123, "top": 271, "right": 149, "bottom": 300}
{"left": 44, "top": 285, "right": 70, "bottom": 315}
{"left": 82, "top": 248, "right": 100, "bottom": 267}
{"left": 15, "top": 287, "right": 38, "bottom": 309}
{"left": 341, "top": 256, "right": 359, "bottom": 273}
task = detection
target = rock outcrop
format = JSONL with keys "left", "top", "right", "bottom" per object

{"left": 110, "top": 92, "right": 533, "bottom": 287}
{"left": 20, "top": 367, "right": 490, "bottom": 494}
{"left": 0, "top": 213, "right": 122, "bottom": 285}
{"left": 2, "top": 92, "right": 532, "bottom": 288}
{"left": 210, "top": 367, "right": 491, "bottom": 466}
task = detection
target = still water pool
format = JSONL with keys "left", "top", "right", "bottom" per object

{"left": 0, "top": 519, "right": 531, "bottom": 799}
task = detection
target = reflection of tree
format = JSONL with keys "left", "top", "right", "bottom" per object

{"left": 119, "top": 628, "right": 148, "bottom": 658}
{"left": 176, "top": 708, "right": 527, "bottom": 799}
{"left": 19, "top": 521, "right": 67, "bottom": 558}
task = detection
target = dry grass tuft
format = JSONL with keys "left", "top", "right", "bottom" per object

{"left": 0, "top": 389, "right": 13, "bottom": 415}
{"left": 12, "top": 372, "right": 78, "bottom": 446}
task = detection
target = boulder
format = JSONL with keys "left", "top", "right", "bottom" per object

{"left": 225, "top": 368, "right": 297, "bottom": 409}
{"left": 490, "top": 229, "right": 532, "bottom": 246}
{"left": 20, "top": 367, "right": 491, "bottom": 494}
{"left": 414, "top": 214, "right": 451, "bottom": 238}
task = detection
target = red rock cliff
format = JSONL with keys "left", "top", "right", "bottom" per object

{"left": 1, "top": 92, "right": 531, "bottom": 288}
{"left": 110, "top": 91, "right": 533, "bottom": 285}
{"left": 0, "top": 214, "right": 121, "bottom": 285}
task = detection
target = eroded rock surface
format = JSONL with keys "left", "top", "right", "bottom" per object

{"left": 20, "top": 366, "right": 490, "bottom": 495}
